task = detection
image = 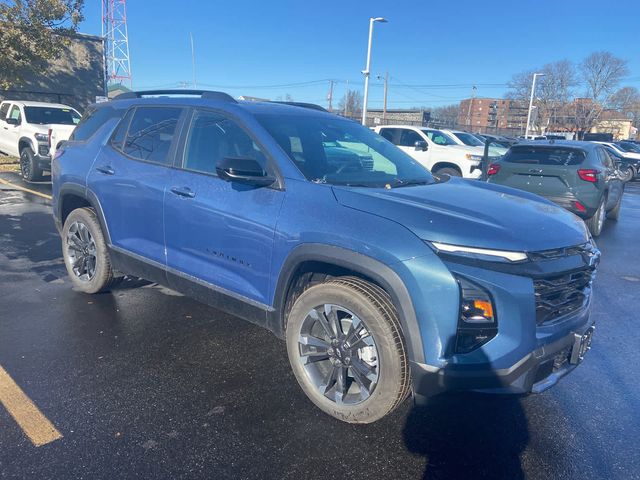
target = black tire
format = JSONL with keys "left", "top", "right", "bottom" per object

{"left": 607, "top": 193, "right": 622, "bottom": 221}
{"left": 286, "top": 276, "right": 410, "bottom": 424}
{"left": 619, "top": 166, "right": 634, "bottom": 183}
{"left": 20, "top": 147, "right": 43, "bottom": 182}
{"left": 434, "top": 167, "right": 462, "bottom": 177}
{"left": 61, "top": 207, "right": 120, "bottom": 293}
{"left": 586, "top": 198, "right": 606, "bottom": 237}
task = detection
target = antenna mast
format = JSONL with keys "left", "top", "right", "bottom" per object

{"left": 102, "top": 0, "right": 132, "bottom": 88}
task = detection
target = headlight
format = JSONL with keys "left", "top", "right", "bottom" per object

{"left": 34, "top": 133, "right": 48, "bottom": 142}
{"left": 465, "top": 154, "right": 483, "bottom": 162}
{"left": 429, "top": 241, "right": 527, "bottom": 263}
{"left": 455, "top": 276, "right": 498, "bottom": 353}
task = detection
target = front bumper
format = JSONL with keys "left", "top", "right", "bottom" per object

{"left": 411, "top": 321, "right": 595, "bottom": 403}
{"left": 35, "top": 153, "right": 52, "bottom": 172}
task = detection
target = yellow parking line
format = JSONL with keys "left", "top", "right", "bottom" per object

{"left": 0, "top": 365, "right": 62, "bottom": 447}
{"left": 0, "top": 177, "right": 52, "bottom": 201}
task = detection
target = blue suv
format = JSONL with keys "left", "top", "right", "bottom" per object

{"left": 52, "top": 90, "right": 599, "bottom": 423}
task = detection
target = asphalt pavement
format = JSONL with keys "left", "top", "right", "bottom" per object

{"left": 0, "top": 171, "right": 639, "bottom": 480}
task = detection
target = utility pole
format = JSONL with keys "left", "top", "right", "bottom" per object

{"left": 344, "top": 80, "right": 349, "bottom": 117}
{"left": 383, "top": 71, "right": 389, "bottom": 121}
{"left": 361, "top": 17, "right": 387, "bottom": 126}
{"left": 466, "top": 85, "right": 477, "bottom": 129}
{"left": 327, "top": 80, "right": 334, "bottom": 112}
{"left": 525, "top": 73, "right": 545, "bottom": 138}
{"left": 102, "top": 0, "right": 133, "bottom": 88}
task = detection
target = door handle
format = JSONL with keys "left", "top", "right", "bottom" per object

{"left": 170, "top": 186, "right": 196, "bottom": 198}
{"left": 96, "top": 165, "right": 115, "bottom": 175}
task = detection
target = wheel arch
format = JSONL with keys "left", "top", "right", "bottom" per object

{"left": 270, "top": 244, "right": 425, "bottom": 363}
{"left": 431, "top": 162, "right": 463, "bottom": 175}
{"left": 57, "top": 184, "right": 112, "bottom": 245}
{"left": 18, "top": 137, "right": 35, "bottom": 153}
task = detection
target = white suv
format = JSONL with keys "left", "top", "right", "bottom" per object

{"left": 373, "top": 125, "right": 484, "bottom": 178}
{"left": 0, "top": 100, "right": 81, "bottom": 181}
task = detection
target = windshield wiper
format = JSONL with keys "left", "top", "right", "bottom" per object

{"left": 391, "top": 179, "right": 431, "bottom": 188}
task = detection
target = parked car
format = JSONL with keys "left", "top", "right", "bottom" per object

{"left": 53, "top": 91, "right": 598, "bottom": 423}
{"left": 593, "top": 142, "right": 640, "bottom": 182}
{"left": 476, "top": 133, "right": 518, "bottom": 148}
{"left": 0, "top": 100, "right": 81, "bottom": 181}
{"left": 440, "top": 129, "right": 508, "bottom": 156}
{"left": 373, "top": 125, "right": 484, "bottom": 178}
{"left": 487, "top": 141, "right": 624, "bottom": 236}
{"left": 583, "top": 133, "right": 613, "bottom": 142}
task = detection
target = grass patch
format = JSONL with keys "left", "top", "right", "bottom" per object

{"left": 0, "top": 154, "right": 19, "bottom": 172}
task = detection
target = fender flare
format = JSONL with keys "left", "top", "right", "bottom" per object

{"left": 57, "top": 184, "right": 112, "bottom": 245}
{"left": 271, "top": 243, "right": 425, "bottom": 363}
{"left": 18, "top": 136, "right": 35, "bottom": 153}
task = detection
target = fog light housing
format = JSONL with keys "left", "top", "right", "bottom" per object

{"left": 455, "top": 277, "right": 498, "bottom": 354}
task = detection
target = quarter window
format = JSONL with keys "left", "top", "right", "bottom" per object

{"left": 122, "top": 107, "right": 182, "bottom": 164}
{"left": 183, "top": 110, "right": 268, "bottom": 175}
{"left": 70, "top": 106, "right": 120, "bottom": 142}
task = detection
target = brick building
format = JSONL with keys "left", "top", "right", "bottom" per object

{"left": 457, "top": 97, "right": 528, "bottom": 135}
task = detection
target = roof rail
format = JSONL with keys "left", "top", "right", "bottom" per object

{"left": 271, "top": 101, "right": 328, "bottom": 112}
{"left": 113, "top": 89, "right": 237, "bottom": 103}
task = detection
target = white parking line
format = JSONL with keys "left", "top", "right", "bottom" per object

{"left": 0, "top": 177, "right": 52, "bottom": 201}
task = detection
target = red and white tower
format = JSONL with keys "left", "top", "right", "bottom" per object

{"left": 102, "top": 0, "right": 132, "bottom": 88}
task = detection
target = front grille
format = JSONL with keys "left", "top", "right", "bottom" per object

{"left": 534, "top": 268, "right": 594, "bottom": 325}
{"left": 528, "top": 243, "right": 588, "bottom": 261}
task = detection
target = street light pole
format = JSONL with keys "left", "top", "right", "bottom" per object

{"left": 361, "top": 17, "right": 387, "bottom": 126}
{"left": 525, "top": 73, "right": 545, "bottom": 138}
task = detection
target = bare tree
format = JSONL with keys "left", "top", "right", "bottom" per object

{"left": 0, "top": 0, "right": 85, "bottom": 89}
{"left": 609, "top": 86, "right": 640, "bottom": 126}
{"left": 430, "top": 104, "right": 458, "bottom": 128}
{"left": 574, "top": 51, "right": 629, "bottom": 135}
{"left": 338, "top": 89, "right": 363, "bottom": 117}
{"left": 507, "top": 61, "right": 577, "bottom": 133}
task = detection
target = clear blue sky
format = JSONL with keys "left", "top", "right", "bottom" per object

{"left": 80, "top": 0, "right": 640, "bottom": 109}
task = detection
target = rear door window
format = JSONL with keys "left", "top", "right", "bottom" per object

{"left": 503, "top": 146, "right": 586, "bottom": 165}
{"left": 121, "top": 107, "right": 182, "bottom": 164}
{"left": 378, "top": 128, "right": 397, "bottom": 143}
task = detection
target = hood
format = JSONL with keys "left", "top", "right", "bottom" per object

{"left": 333, "top": 177, "right": 589, "bottom": 252}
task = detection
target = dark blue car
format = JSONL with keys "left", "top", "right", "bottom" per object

{"left": 52, "top": 90, "right": 598, "bottom": 423}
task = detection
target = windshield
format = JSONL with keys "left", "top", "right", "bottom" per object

{"left": 421, "top": 129, "right": 457, "bottom": 146}
{"left": 454, "top": 132, "right": 485, "bottom": 147}
{"left": 24, "top": 107, "right": 81, "bottom": 125}
{"left": 255, "top": 113, "right": 434, "bottom": 187}
{"left": 617, "top": 142, "right": 640, "bottom": 153}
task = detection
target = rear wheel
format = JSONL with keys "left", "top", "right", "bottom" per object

{"left": 619, "top": 166, "right": 634, "bottom": 183}
{"left": 434, "top": 166, "right": 462, "bottom": 177}
{"left": 586, "top": 198, "right": 606, "bottom": 236}
{"left": 607, "top": 193, "right": 622, "bottom": 221}
{"left": 20, "top": 147, "right": 43, "bottom": 182}
{"left": 285, "top": 276, "right": 410, "bottom": 423}
{"left": 62, "top": 207, "right": 120, "bottom": 293}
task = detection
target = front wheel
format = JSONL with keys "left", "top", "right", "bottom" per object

{"left": 62, "top": 207, "right": 120, "bottom": 293}
{"left": 20, "top": 147, "right": 43, "bottom": 182}
{"left": 586, "top": 199, "right": 606, "bottom": 237}
{"left": 434, "top": 167, "right": 462, "bottom": 177}
{"left": 286, "top": 276, "right": 410, "bottom": 424}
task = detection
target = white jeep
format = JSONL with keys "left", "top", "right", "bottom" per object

{"left": 373, "top": 125, "right": 484, "bottom": 178}
{"left": 0, "top": 100, "right": 81, "bottom": 181}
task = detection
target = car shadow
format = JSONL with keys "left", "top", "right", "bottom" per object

{"left": 402, "top": 347, "right": 529, "bottom": 479}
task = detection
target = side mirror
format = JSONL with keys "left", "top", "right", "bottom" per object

{"left": 215, "top": 156, "right": 275, "bottom": 187}
{"left": 414, "top": 140, "right": 428, "bottom": 151}
{"left": 5, "top": 117, "right": 19, "bottom": 126}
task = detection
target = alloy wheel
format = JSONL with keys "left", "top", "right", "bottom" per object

{"left": 297, "top": 304, "right": 379, "bottom": 405}
{"left": 20, "top": 152, "right": 31, "bottom": 180}
{"left": 65, "top": 221, "right": 97, "bottom": 282}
